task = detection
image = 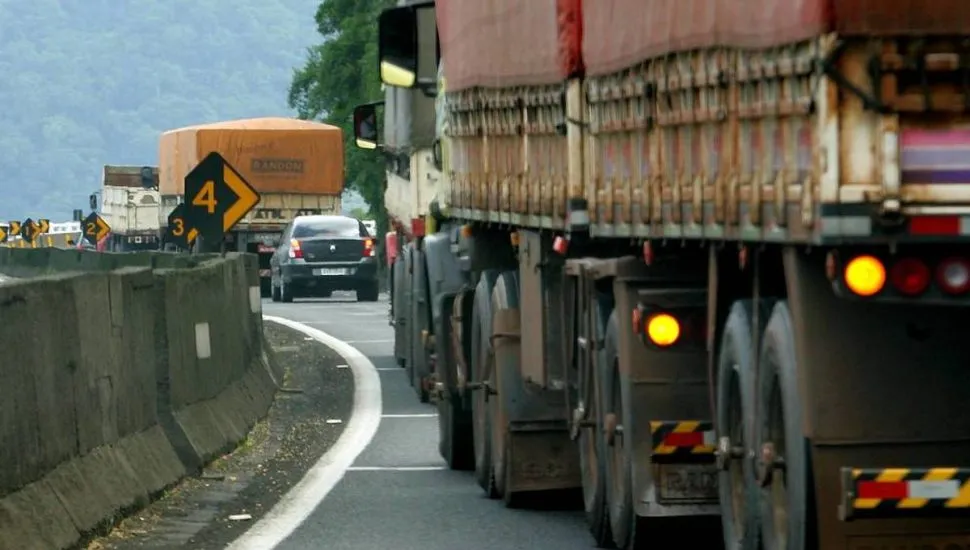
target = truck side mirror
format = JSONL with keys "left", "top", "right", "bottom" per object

{"left": 353, "top": 103, "right": 383, "bottom": 150}
{"left": 378, "top": 4, "right": 427, "bottom": 88}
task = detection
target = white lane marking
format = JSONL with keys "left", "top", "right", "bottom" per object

{"left": 346, "top": 466, "right": 446, "bottom": 472}
{"left": 249, "top": 286, "right": 262, "bottom": 313}
{"left": 227, "top": 316, "right": 382, "bottom": 550}
{"left": 381, "top": 414, "right": 436, "bottom": 418}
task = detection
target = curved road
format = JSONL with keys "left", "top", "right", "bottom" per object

{"left": 257, "top": 293, "right": 594, "bottom": 550}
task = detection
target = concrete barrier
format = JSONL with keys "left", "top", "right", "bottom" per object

{"left": 0, "top": 249, "right": 279, "bottom": 550}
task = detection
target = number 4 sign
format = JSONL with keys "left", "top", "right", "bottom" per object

{"left": 183, "top": 152, "right": 261, "bottom": 241}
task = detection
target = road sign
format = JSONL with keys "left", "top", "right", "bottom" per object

{"left": 184, "top": 152, "right": 260, "bottom": 240}
{"left": 20, "top": 218, "right": 38, "bottom": 243}
{"left": 37, "top": 219, "right": 50, "bottom": 234}
{"left": 82, "top": 212, "right": 111, "bottom": 246}
{"left": 0, "top": 225, "right": 6, "bottom": 243}
{"left": 166, "top": 203, "right": 198, "bottom": 248}
{"left": 8, "top": 221, "right": 21, "bottom": 239}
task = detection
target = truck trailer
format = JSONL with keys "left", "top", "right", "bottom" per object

{"left": 354, "top": 1, "right": 970, "bottom": 549}
{"left": 158, "top": 117, "right": 344, "bottom": 295}
{"left": 99, "top": 165, "right": 162, "bottom": 252}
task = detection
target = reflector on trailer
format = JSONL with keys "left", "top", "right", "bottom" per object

{"left": 840, "top": 467, "right": 970, "bottom": 521}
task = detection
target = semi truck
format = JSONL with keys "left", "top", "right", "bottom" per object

{"left": 99, "top": 165, "right": 162, "bottom": 252}
{"left": 354, "top": 1, "right": 970, "bottom": 549}
{"left": 158, "top": 117, "right": 344, "bottom": 295}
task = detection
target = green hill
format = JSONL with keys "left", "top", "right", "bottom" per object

{"left": 0, "top": 0, "right": 322, "bottom": 220}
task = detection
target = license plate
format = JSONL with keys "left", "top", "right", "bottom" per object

{"left": 313, "top": 268, "right": 347, "bottom": 276}
{"left": 850, "top": 535, "right": 970, "bottom": 550}
{"left": 657, "top": 463, "right": 718, "bottom": 503}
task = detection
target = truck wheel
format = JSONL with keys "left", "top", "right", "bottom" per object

{"left": 580, "top": 302, "right": 614, "bottom": 547}
{"left": 717, "top": 300, "right": 771, "bottom": 550}
{"left": 757, "top": 301, "right": 811, "bottom": 550}
{"left": 439, "top": 392, "right": 474, "bottom": 470}
{"left": 489, "top": 271, "right": 519, "bottom": 505}
{"left": 271, "top": 279, "right": 281, "bottom": 302}
{"left": 471, "top": 274, "right": 497, "bottom": 497}
{"left": 603, "top": 312, "right": 637, "bottom": 549}
{"left": 578, "top": 342, "right": 613, "bottom": 548}
{"left": 280, "top": 281, "right": 293, "bottom": 303}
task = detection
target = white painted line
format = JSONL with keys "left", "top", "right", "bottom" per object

{"left": 381, "top": 414, "right": 436, "bottom": 418}
{"left": 336, "top": 364, "right": 349, "bottom": 369}
{"left": 195, "top": 322, "right": 211, "bottom": 359}
{"left": 227, "top": 316, "right": 382, "bottom": 550}
{"left": 326, "top": 419, "right": 343, "bottom": 424}
{"left": 346, "top": 466, "right": 446, "bottom": 472}
{"left": 376, "top": 368, "right": 401, "bottom": 372}
{"left": 249, "top": 286, "right": 261, "bottom": 313}
{"left": 345, "top": 339, "right": 393, "bottom": 344}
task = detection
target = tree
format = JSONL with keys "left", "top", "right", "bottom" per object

{"left": 288, "top": 0, "right": 393, "bottom": 236}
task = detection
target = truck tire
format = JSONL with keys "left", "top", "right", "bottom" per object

{"left": 717, "top": 300, "right": 772, "bottom": 550}
{"left": 471, "top": 271, "right": 498, "bottom": 497}
{"left": 757, "top": 301, "right": 812, "bottom": 550}
{"left": 438, "top": 292, "right": 474, "bottom": 471}
{"left": 488, "top": 270, "right": 519, "bottom": 505}
{"left": 602, "top": 311, "right": 636, "bottom": 549}
{"left": 581, "top": 300, "right": 614, "bottom": 548}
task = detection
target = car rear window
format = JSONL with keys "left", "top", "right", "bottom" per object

{"left": 292, "top": 217, "right": 366, "bottom": 238}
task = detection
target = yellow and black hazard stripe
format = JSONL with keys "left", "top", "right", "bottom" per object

{"left": 840, "top": 467, "right": 970, "bottom": 521}
{"left": 649, "top": 421, "right": 715, "bottom": 464}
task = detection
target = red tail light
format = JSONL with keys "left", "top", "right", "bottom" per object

{"left": 889, "top": 258, "right": 930, "bottom": 296}
{"left": 363, "top": 238, "right": 375, "bottom": 257}
{"left": 936, "top": 257, "right": 970, "bottom": 295}
{"left": 288, "top": 239, "right": 303, "bottom": 259}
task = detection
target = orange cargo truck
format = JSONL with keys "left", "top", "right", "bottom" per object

{"left": 158, "top": 117, "right": 345, "bottom": 294}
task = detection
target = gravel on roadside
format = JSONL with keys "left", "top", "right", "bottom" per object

{"left": 86, "top": 321, "right": 355, "bottom": 550}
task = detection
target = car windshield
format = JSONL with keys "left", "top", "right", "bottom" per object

{"left": 292, "top": 217, "right": 365, "bottom": 239}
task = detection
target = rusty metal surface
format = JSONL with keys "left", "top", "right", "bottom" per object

{"left": 781, "top": 247, "right": 970, "bottom": 547}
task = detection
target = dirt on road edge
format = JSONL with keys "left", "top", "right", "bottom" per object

{"left": 86, "top": 321, "right": 355, "bottom": 550}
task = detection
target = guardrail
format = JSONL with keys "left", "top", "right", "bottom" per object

{"left": 0, "top": 247, "right": 281, "bottom": 550}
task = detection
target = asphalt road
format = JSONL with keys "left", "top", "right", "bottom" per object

{"left": 259, "top": 292, "right": 596, "bottom": 550}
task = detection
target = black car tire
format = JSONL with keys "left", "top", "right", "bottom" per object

{"left": 356, "top": 280, "right": 379, "bottom": 302}
{"left": 280, "top": 280, "right": 294, "bottom": 303}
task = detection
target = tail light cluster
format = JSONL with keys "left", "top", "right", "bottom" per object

{"left": 363, "top": 238, "right": 375, "bottom": 257}
{"left": 288, "top": 239, "right": 303, "bottom": 259}
{"left": 840, "top": 254, "right": 970, "bottom": 297}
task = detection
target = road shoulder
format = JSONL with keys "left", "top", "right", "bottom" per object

{"left": 87, "top": 321, "right": 354, "bottom": 550}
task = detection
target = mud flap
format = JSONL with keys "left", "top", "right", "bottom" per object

{"left": 492, "top": 307, "right": 581, "bottom": 494}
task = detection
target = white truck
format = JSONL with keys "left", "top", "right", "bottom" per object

{"left": 99, "top": 165, "right": 162, "bottom": 252}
